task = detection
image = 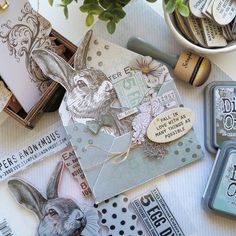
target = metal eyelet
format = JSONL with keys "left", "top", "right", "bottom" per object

{"left": 0, "top": 0, "right": 9, "bottom": 13}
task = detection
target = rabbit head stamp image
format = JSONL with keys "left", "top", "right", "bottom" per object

{"left": 8, "top": 162, "right": 100, "bottom": 236}
{"left": 32, "top": 30, "right": 132, "bottom": 136}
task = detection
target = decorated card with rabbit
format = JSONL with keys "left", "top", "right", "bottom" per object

{"left": 32, "top": 30, "right": 204, "bottom": 203}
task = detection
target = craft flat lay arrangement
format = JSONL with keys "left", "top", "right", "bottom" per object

{"left": 0, "top": 0, "right": 236, "bottom": 235}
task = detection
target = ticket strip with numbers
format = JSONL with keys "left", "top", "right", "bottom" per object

{"left": 131, "top": 187, "right": 185, "bottom": 236}
{"left": 61, "top": 146, "right": 92, "bottom": 198}
{"left": 175, "top": 0, "right": 236, "bottom": 48}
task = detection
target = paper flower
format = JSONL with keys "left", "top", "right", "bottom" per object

{"left": 143, "top": 139, "right": 169, "bottom": 159}
{"left": 130, "top": 56, "right": 170, "bottom": 88}
{"left": 150, "top": 96, "right": 165, "bottom": 117}
{"left": 132, "top": 112, "right": 152, "bottom": 144}
{"left": 81, "top": 208, "right": 100, "bottom": 236}
{"left": 132, "top": 96, "right": 165, "bottom": 144}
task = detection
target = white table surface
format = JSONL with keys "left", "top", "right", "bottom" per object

{"left": 1, "top": 1, "right": 236, "bottom": 235}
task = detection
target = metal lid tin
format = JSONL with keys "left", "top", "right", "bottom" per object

{"left": 202, "top": 141, "right": 236, "bottom": 218}
{"left": 205, "top": 81, "right": 236, "bottom": 153}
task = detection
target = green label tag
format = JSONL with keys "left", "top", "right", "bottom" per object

{"left": 114, "top": 72, "right": 148, "bottom": 108}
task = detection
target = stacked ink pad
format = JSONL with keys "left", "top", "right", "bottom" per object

{"left": 203, "top": 81, "right": 236, "bottom": 218}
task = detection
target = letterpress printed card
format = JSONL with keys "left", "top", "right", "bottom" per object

{"left": 0, "top": 0, "right": 52, "bottom": 112}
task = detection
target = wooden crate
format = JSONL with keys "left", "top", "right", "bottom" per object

{"left": 3, "top": 29, "right": 77, "bottom": 128}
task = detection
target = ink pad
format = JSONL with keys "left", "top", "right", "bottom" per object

{"left": 203, "top": 141, "right": 236, "bottom": 218}
{"left": 205, "top": 81, "right": 236, "bottom": 153}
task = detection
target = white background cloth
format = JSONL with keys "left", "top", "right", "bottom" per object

{"left": 0, "top": 0, "right": 236, "bottom": 235}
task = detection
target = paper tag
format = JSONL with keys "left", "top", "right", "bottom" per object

{"left": 206, "top": 0, "right": 214, "bottom": 18}
{"left": 189, "top": 0, "right": 207, "bottom": 18}
{"left": 213, "top": 0, "right": 236, "bottom": 25}
{"left": 0, "top": 217, "right": 15, "bottom": 236}
{"left": 61, "top": 146, "right": 92, "bottom": 198}
{"left": 117, "top": 107, "right": 139, "bottom": 120}
{"left": 202, "top": 0, "right": 214, "bottom": 20}
{"left": 114, "top": 72, "right": 148, "bottom": 108}
{"left": 174, "top": 10, "right": 196, "bottom": 42}
{"left": 232, "top": 17, "right": 236, "bottom": 32}
{"left": 223, "top": 25, "right": 233, "bottom": 40}
{"left": 201, "top": 18, "right": 227, "bottom": 47}
{"left": 186, "top": 15, "right": 207, "bottom": 46}
{"left": 147, "top": 107, "right": 194, "bottom": 143}
{"left": 0, "top": 125, "right": 69, "bottom": 181}
{"left": 158, "top": 90, "right": 178, "bottom": 108}
{"left": 0, "top": 81, "right": 11, "bottom": 112}
{"left": 131, "top": 188, "right": 185, "bottom": 236}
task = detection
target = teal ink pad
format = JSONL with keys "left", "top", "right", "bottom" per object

{"left": 203, "top": 141, "right": 236, "bottom": 218}
{"left": 204, "top": 81, "right": 236, "bottom": 153}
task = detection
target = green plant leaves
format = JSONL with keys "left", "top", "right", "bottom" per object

{"left": 107, "top": 21, "right": 116, "bottom": 34}
{"left": 86, "top": 13, "right": 95, "bottom": 26}
{"left": 165, "top": 0, "right": 189, "bottom": 17}
{"left": 166, "top": 0, "right": 176, "bottom": 14}
{"left": 177, "top": 3, "right": 189, "bottom": 17}
{"left": 64, "top": 5, "right": 69, "bottom": 18}
{"left": 51, "top": 0, "right": 161, "bottom": 34}
{"left": 48, "top": 0, "right": 54, "bottom": 6}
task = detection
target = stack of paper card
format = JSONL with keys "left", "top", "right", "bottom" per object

{"left": 175, "top": 0, "right": 236, "bottom": 48}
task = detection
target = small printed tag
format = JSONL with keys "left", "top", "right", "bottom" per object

{"left": 61, "top": 146, "right": 92, "bottom": 198}
{"left": 158, "top": 90, "right": 178, "bottom": 109}
{"left": 114, "top": 72, "right": 148, "bottom": 108}
{"left": 201, "top": 18, "right": 227, "bottom": 47}
{"left": 117, "top": 107, "right": 139, "bottom": 120}
{"left": 202, "top": 0, "right": 214, "bottom": 20}
{"left": 186, "top": 14, "right": 207, "bottom": 47}
{"left": 206, "top": 0, "right": 214, "bottom": 19}
{"left": 147, "top": 107, "right": 194, "bottom": 143}
{"left": 189, "top": 0, "right": 207, "bottom": 18}
{"left": 213, "top": 0, "right": 236, "bottom": 25}
{"left": 0, "top": 125, "right": 69, "bottom": 181}
{"left": 0, "top": 218, "right": 15, "bottom": 236}
{"left": 131, "top": 188, "right": 185, "bottom": 236}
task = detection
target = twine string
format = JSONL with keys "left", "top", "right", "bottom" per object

{"left": 83, "top": 140, "right": 138, "bottom": 195}
{"left": 84, "top": 142, "right": 138, "bottom": 172}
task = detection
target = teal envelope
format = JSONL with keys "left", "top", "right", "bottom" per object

{"left": 64, "top": 80, "right": 204, "bottom": 203}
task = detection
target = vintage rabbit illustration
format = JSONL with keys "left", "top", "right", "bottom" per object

{"left": 32, "top": 30, "right": 132, "bottom": 135}
{"left": 8, "top": 162, "right": 88, "bottom": 236}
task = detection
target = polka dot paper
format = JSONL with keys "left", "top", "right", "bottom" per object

{"left": 95, "top": 195, "right": 144, "bottom": 236}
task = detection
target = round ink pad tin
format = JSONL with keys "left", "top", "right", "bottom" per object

{"left": 202, "top": 141, "right": 236, "bottom": 219}
{"left": 205, "top": 81, "right": 236, "bottom": 153}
